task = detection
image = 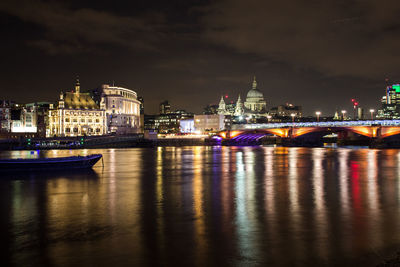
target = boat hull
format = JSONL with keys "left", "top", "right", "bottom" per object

{"left": 0, "top": 154, "right": 102, "bottom": 171}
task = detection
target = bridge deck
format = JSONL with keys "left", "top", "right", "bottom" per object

{"left": 236, "top": 120, "right": 400, "bottom": 130}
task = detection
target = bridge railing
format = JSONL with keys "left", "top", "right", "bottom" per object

{"left": 236, "top": 120, "right": 400, "bottom": 130}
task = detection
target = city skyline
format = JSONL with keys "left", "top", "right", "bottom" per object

{"left": 0, "top": 75, "right": 390, "bottom": 117}
{"left": 1, "top": 0, "right": 399, "bottom": 115}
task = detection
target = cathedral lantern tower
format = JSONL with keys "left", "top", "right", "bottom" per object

{"left": 75, "top": 77, "right": 80, "bottom": 95}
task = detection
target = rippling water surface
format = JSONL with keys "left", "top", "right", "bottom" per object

{"left": 2, "top": 146, "right": 400, "bottom": 266}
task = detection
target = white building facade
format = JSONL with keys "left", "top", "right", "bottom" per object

{"left": 194, "top": 114, "right": 225, "bottom": 133}
{"left": 100, "top": 84, "right": 141, "bottom": 134}
{"left": 11, "top": 106, "right": 37, "bottom": 133}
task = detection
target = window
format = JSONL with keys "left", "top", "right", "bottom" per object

{"left": 65, "top": 118, "right": 70, "bottom": 122}
{"left": 65, "top": 128, "right": 70, "bottom": 132}
{"left": 81, "top": 119, "right": 85, "bottom": 123}
{"left": 73, "top": 128, "right": 78, "bottom": 133}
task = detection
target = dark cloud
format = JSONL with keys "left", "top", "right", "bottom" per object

{"left": 0, "top": 0, "right": 397, "bottom": 115}
{"left": 202, "top": 0, "right": 400, "bottom": 78}
{"left": 0, "top": 0, "right": 166, "bottom": 54}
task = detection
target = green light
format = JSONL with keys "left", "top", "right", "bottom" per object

{"left": 393, "top": 84, "right": 400, "bottom": 93}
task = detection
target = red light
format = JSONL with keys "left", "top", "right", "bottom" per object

{"left": 351, "top": 99, "right": 355, "bottom": 102}
{"left": 225, "top": 95, "right": 228, "bottom": 99}
{"left": 355, "top": 102, "right": 358, "bottom": 106}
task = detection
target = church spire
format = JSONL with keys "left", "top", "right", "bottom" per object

{"left": 252, "top": 76, "right": 257, "bottom": 90}
{"left": 219, "top": 95, "right": 225, "bottom": 104}
{"left": 234, "top": 94, "right": 244, "bottom": 116}
{"left": 218, "top": 95, "right": 226, "bottom": 115}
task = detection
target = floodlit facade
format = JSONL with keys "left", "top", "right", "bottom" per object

{"left": 99, "top": 84, "right": 141, "bottom": 134}
{"left": 48, "top": 80, "right": 106, "bottom": 137}
{"left": 0, "top": 100, "right": 13, "bottom": 132}
{"left": 10, "top": 105, "right": 37, "bottom": 133}
{"left": 180, "top": 119, "right": 195, "bottom": 133}
{"left": 194, "top": 114, "right": 225, "bottom": 133}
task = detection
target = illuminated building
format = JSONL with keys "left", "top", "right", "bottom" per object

{"left": 25, "top": 102, "right": 51, "bottom": 138}
{"left": 10, "top": 105, "right": 37, "bottom": 134}
{"left": 180, "top": 119, "right": 195, "bottom": 133}
{"left": 48, "top": 79, "right": 106, "bottom": 137}
{"left": 215, "top": 76, "right": 267, "bottom": 119}
{"left": 194, "top": 114, "right": 225, "bottom": 133}
{"left": 244, "top": 76, "right": 267, "bottom": 114}
{"left": 333, "top": 110, "right": 340, "bottom": 120}
{"left": 99, "top": 84, "right": 141, "bottom": 134}
{"left": 0, "top": 101, "right": 50, "bottom": 138}
{"left": 234, "top": 95, "right": 244, "bottom": 116}
{"left": 357, "top": 107, "right": 364, "bottom": 120}
{"left": 0, "top": 100, "right": 13, "bottom": 133}
{"left": 217, "top": 96, "right": 227, "bottom": 115}
{"left": 377, "top": 84, "right": 400, "bottom": 119}
{"left": 159, "top": 100, "right": 171, "bottom": 114}
{"left": 138, "top": 96, "right": 145, "bottom": 133}
{"left": 269, "top": 103, "right": 302, "bottom": 120}
{"left": 144, "top": 109, "right": 194, "bottom": 134}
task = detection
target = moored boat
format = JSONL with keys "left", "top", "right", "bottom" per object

{"left": 0, "top": 154, "right": 102, "bottom": 171}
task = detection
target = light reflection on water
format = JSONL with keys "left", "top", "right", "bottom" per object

{"left": 3, "top": 147, "right": 400, "bottom": 266}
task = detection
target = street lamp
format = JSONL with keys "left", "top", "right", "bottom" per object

{"left": 315, "top": 111, "right": 321, "bottom": 122}
{"left": 341, "top": 110, "right": 347, "bottom": 121}
{"left": 267, "top": 115, "right": 272, "bottom": 123}
{"left": 369, "top": 109, "right": 375, "bottom": 120}
{"left": 291, "top": 113, "right": 296, "bottom": 124}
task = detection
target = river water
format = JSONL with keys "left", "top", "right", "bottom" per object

{"left": 1, "top": 146, "right": 400, "bottom": 266}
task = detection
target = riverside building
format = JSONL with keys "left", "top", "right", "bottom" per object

{"left": 0, "top": 100, "right": 13, "bottom": 133}
{"left": 48, "top": 79, "right": 106, "bottom": 137}
{"left": 98, "top": 84, "right": 141, "bottom": 134}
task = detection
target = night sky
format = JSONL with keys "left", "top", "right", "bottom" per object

{"left": 1, "top": 0, "right": 400, "bottom": 115}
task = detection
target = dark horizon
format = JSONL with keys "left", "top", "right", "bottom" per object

{"left": 1, "top": 0, "right": 399, "bottom": 115}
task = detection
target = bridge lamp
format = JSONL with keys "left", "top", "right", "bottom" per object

{"left": 369, "top": 109, "right": 375, "bottom": 120}
{"left": 291, "top": 113, "right": 296, "bottom": 123}
{"left": 315, "top": 111, "right": 321, "bottom": 122}
{"left": 341, "top": 110, "right": 347, "bottom": 120}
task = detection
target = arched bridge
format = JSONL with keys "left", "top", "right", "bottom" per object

{"left": 218, "top": 120, "right": 400, "bottom": 146}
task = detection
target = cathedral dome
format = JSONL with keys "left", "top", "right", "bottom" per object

{"left": 245, "top": 76, "right": 264, "bottom": 101}
{"left": 244, "top": 76, "right": 267, "bottom": 114}
{"left": 246, "top": 88, "right": 264, "bottom": 99}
